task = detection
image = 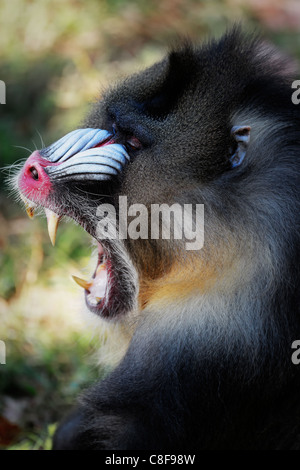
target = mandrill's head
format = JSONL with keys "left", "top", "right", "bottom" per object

{"left": 14, "top": 29, "right": 300, "bottom": 336}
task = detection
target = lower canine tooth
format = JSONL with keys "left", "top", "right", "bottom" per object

{"left": 72, "top": 275, "right": 92, "bottom": 291}
{"left": 88, "top": 295, "right": 100, "bottom": 307}
{"left": 45, "top": 208, "right": 61, "bottom": 246}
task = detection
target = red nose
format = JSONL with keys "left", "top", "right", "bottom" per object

{"left": 18, "top": 151, "right": 59, "bottom": 203}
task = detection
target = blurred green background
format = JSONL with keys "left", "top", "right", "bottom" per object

{"left": 0, "top": 0, "right": 299, "bottom": 449}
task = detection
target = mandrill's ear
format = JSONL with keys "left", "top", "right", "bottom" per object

{"left": 230, "top": 125, "right": 251, "bottom": 168}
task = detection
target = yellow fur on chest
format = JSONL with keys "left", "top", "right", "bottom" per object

{"left": 137, "top": 237, "right": 247, "bottom": 311}
{"left": 138, "top": 259, "right": 218, "bottom": 310}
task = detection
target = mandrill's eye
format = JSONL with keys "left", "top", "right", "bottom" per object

{"left": 125, "top": 136, "right": 142, "bottom": 151}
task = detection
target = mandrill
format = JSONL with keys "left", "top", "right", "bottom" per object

{"left": 13, "top": 29, "right": 300, "bottom": 449}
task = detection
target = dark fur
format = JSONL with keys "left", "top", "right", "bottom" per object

{"left": 28, "top": 29, "right": 300, "bottom": 449}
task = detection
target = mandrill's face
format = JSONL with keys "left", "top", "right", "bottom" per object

{"left": 17, "top": 128, "right": 138, "bottom": 320}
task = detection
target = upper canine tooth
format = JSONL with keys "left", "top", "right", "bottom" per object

{"left": 45, "top": 208, "right": 61, "bottom": 246}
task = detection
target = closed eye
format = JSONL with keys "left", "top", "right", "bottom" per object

{"left": 125, "top": 136, "right": 142, "bottom": 151}
{"left": 112, "top": 122, "right": 143, "bottom": 151}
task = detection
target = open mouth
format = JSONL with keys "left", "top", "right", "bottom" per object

{"left": 20, "top": 194, "right": 136, "bottom": 320}
{"left": 17, "top": 128, "right": 136, "bottom": 320}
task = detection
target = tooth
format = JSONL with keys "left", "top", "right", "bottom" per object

{"left": 96, "top": 263, "right": 106, "bottom": 274}
{"left": 20, "top": 194, "right": 35, "bottom": 219}
{"left": 72, "top": 275, "right": 92, "bottom": 291}
{"left": 45, "top": 208, "right": 61, "bottom": 246}
{"left": 25, "top": 206, "right": 35, "bottom": 219}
